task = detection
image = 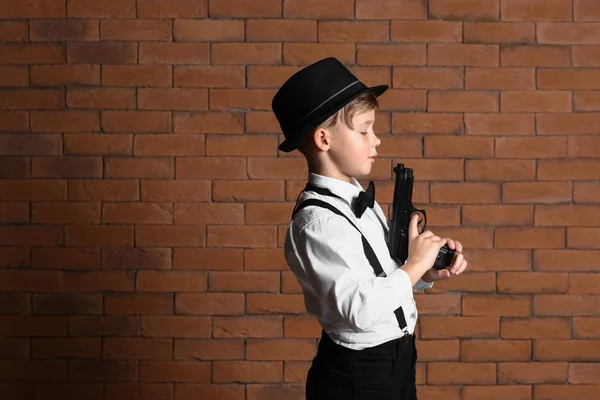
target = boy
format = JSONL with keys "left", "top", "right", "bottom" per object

{"left": 271, "top": 57, "right": 467, "bottom": 400}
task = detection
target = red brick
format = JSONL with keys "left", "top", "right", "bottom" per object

{"left": 281, "top": 271, "right": 302, "bottom": 293}
{"left": 64, "top": 133, "right": 132, "bottom": 156}
{"left": 377, "top": 89, "right": 426, "bottom": 111}
{"left": 463, "top": 205, "right": 533, "bottom": 226}
{"left": 70, "top": 360, "right": 136, "bottom": 381}
{"left": 246, "top": 294, "right": 306, "bottom": 315}
{"left": 535, "top": 384, "right": 600, "bottom": 399}
{"left": 503, "top": 45, "right": 571, "bottom": 67}
{"left": 428, "top": 362, "right": 496, "bottom": 385}
{"left": 357, "top": 44, "right": 425, "bottom": 66}
{"left": 0, "top": 247, "right": 29, "bottom": 268}
{"left": 32, "top": 202, "right": 100, "bottom": 224}
{"left": 0, "top": 225, "right": 62, "bottom": 246}
{"left": 0, "top": 43, "right": 63, "bottom": 65}
{"left": 575, "top": 0, "right": 600, "bottom": 21}
{"left": 244, "top": 248, "right": 288, "bottom": 271}
{"left": 246, "top": 339, "right": 316, "bottom": 361}
{"left": 0, "top": 133, "right": 62, "bottom": 155}
{"left": 431, "top": 182, "right": 500, "bottom": 204}
{"left": 285, "top": 43, "right": 355, "bottom": 65}
{"left": 572, "top": 45, "right": 600, "bottom": 66}
{"left": 0, "top": 88, "right": 63, "bottom": 110}
{"left": 466, "top": 67, "right": 534, "bottom": 90}
{"left": 65, "top": 271, "right": 134, "bottom": 293}
{"left": 245, "top": 203, "right": 294, "bottom": 225}
{"left": 538, "top": 22, "right": 600, "bottom": 44}
{"left": 69, "top": 179, "right": 138, "bottom": 201}
{"left": 0, "top": 66, "right": 27, "bottom": 87}
{"left": 31, "top": 110, "right": 99, "bottom": 133}
{"left": 105, "top": 157, "right": 173, "bottom": 179}
{"left": 209, "top": 271, "right": 279, "bottom": 293}
{"left": 570, "top": 363, "right": 600, "bottom": 384}
{"left": 31, "top": 64, "right": 100, "bottom": 86}
{"left": 465, "top": 113, "right": 535, "bottom": 135}
{"left": 414, "top": 294, "right": 461, "bottom": 315}
{"left": 0, "top": 111, "right": 28, "bottom": 133}
{"left": 461, "top": 340, "right": 531, "bottom": 362}
{"left": 138, "top": 88, "right": 207, "bottom": 111}
{"left": 139, "top": 42, "right": 209, "bottom": 64}
{"left": 176, "top": 21, "right": 243, "bottom": 42}
{"left": 574, "top": 182, "right": 600, "bottom": 203}
{"left": 101, "top": 19, "right": 172, "bottom": 41}
{"left": 376, "top": 135, "right": 422, "bottom": 158}
{"left": 174, "top": 112, "right": 243, "bottom": 134}
{"left": 429, "top": 0, "right": 499, "bottom": 20}
{"left": 502, "top": 182, "right": 571, "bottom": 204}
{"left": 392, "top": 112, "right": 462, "bottom": 135}
{"left": 568, "top": 228, "right": 600, "bottom": 249}
{"left": 210, "top": 0, "right": 280, "bottom": 17}
{"left": 67, "top": 42, "right": 137, "bottom": 64}
{"left": 247, "top": 20, "right": 315, "bottom": 42}
{"left": 208, "top": 226, "right": 277, "bottom": 248}
{"left": 0, "top": 316, "right": 67, "bottom": 337}
{"left": 501, "top": 317, "right": 570, "bottom": 339}
{"left": 496, "top": 227, "right": 565, "bottom": 249}
{"left": 102, "top": 65, "right": 172, "bottom": 87}
{"left": 535, "top": 339, "right": 600, "bottom": 361}
{"left": 573, "top": 317, "right": 600, "bottom": 339}
{"left": 175, "top": 384, "right": 245, "bottom": 400}
{"left": 139, "top": 360, "right": 210, "bottom": 382}
{"left": 32, "top": 247, "right": 100, "bottom": 270}
{"left": 0, "top": 21, "right": 28, "bottom": 41}
{"left": 0, "top": 270, "right": 63, "bottom": 292}
{"left": 392, "top": 20, "right": 461, "bottom": 42}
{"left": 429, "top": 44, "right": 499, "bottom": 66}
{"left": 30, "top": 19, "right": 98, "bottom": 41}
{"left": 498, "top": 272, "right": 568, "bottom": 294}
{"left": 535, "top": 295, "right": 600, "bottom": 316}
{"left": 137, "top": 271, "right": 206, "bottom": 292}
{"left": 464, "top": 22, "right": 535, "bottom": 43}
{"left": 393, "top": 67, "right": 462, "bottom": 89}
{"left": 32, "top": 338, "right": 100, "bottom": 359}
{"left": 499, "top": 362, "right": 567, "bottom": 384}
{"left": 0, "top": 337, "right": 30, "bottom": 358}
{"left": 103, "top": 202, "right": 172, "bottom": 224}
{"left": 177, "top": 157, "right": 245, "bottom": 179}
{"left": 574, "top": 90, "right": 600, "bottom": 111}
{"left": 213, "top": 180, "right": 284, "bottom": 202}
{"left": 1, "top": 0, "right": 64, "bottom": 18}
{"left": 175, "top": 66, "right": 244, "bottom": 89}
{"left": 539, "top": 70, "right": 600, "bottom": 90}
{"left": 463, "top": 295, "right": 532, "bottom": 317}
{"left": 356, "top": 0, "right": 426, "bottom": 19}
{"left": 65, "top": 225, "right": 133, "bottom": 247}
{"left": 213, "top": 316, "right": 282, "bottom": 338}
{"left": 0, "top": 203, "right": 29, "bottom": 223}
{"left": 44, "top": 297, "right": 102, "bottom": 321}
{"left": 104, "top": 383, "right": 173, "bottom": 400}
{"left": 321, "top": 21, "right": 389, "bottom": 42}
{"left": 32, "top": 157, "right": 102, "bottom": 178}
{"left": 141, "top": 180, "right": 210, "bottom": 202}
{"left": 105, "top": 294, "right": 173, "bottom": 315}
{"left": 212, "top": 361, "right": 282, "bottom": 383}
{"left": 285, "top": 362, "right": 311, "bottom": 383}
{"left": 141, "top": 316, "right": 211, "bottom": 338}
{"left": 68, "top": 0, "right": 134, "bottom": 17}
{"left": 503, "top": 0, "right": 572, "bottom": 21}
{"left": 428, "top": 91, "right": 498, "bottom": 112}
{"left": 134, "top": 134, "right": 205, "bottom": 157}
{"left": 464, "top": 249, "right": 532, "bottom": 272}
{"left": 135, "top": 226, "right": 205, "bottom": 247}
{"left": 173, "top": 203, "right": 242, "bottom": 225}
{"left": 535, "top": 249, "right": 600, "bottom": 271}
{"left": 175, "top": 339, "right": 245, "bottom": 360}
{"left": 174, "top": 248, "right": 242, "bottom": 270}
{"left": 419, "top": 316, "right": 499, "bottom": 339}
{"left": 102, "top": 247, "right": 171, "bottom": 271}
{"left": 466, "top": 160, "right": 535, "bottom": 181}
{"left": 137, "top": 0, "right": 207, "bottom": 18}
{"left": 102, "top": 111, "right": 171, "bottom": 133}
{"left": 176, "top": 293, "right": 245, "bottom": 315}
{"left": 538, "top": 160, "right": 600, "bottom": 181}
{"left": 212, "top": 43, "right": 281, "bottom": 65}
{"left": 501, "top": 90, "right": 571, "bottom": 112}
{"left": 568, "top": 136, "right": 600, "bottom": 157}
{"left": 67, "top": 87, "right": 136, "bottom": 109}
{"left": 497, "top": 137, "right": 567, "bottom": 158}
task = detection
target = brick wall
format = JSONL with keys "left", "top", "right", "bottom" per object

{"left": 1, "top": 0, "right": 600, "bottom": 399}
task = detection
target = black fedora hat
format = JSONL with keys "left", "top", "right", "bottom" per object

{"left": 272, "top": 57, "right": 388, "bottom": 153}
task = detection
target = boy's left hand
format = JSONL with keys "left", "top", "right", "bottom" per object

{"left": 422, "top": 238, "right": 467, "bottom": 282}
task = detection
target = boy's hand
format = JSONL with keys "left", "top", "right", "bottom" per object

{"left": 422, "top": 236, "right": 468, "bottom": 282}
{"left": 405, "top": 213, "right": 447, "bottom": 275}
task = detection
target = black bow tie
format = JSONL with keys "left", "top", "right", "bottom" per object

{"left": 354, "top": 181, "right": 375, "bottom": 218}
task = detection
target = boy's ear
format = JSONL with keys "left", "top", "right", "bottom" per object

{"left": 313, "top": 127, "right": 332, "bottom": 152}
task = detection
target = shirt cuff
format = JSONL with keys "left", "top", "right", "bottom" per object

{"left": 413, "top": 278, "right": 434, "bottom": 291}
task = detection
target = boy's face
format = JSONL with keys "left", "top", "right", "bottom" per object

{"left": 328, "top": 108, "right": 380, "bottom": 180}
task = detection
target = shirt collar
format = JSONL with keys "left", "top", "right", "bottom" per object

{"left": 308, "top": 172, "right": 364, "bottom": 205}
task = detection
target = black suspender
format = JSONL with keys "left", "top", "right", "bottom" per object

{"left": 292, "top": 184, "right": 408, "bottom": 332}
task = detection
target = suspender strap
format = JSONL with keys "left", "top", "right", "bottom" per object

{"left": 292, "top": 191, "right": 408, "bottom": 332}
{"left": 293, "top": 199, "right": 384, "bottom": 277}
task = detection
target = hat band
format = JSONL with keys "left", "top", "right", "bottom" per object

{"left": 297, "top": 80, "right": 361, "bottom": 124}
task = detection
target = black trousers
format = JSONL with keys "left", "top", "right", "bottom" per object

{"left": 306, "top": 330, "right": 418, "bottom": 400}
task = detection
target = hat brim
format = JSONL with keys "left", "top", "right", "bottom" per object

{"left": 278, "top": 84, "right": 389, "bottom": 153}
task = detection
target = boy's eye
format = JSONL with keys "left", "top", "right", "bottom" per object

{"left": 360, "top": 131, "right": 368, "bottom": 135}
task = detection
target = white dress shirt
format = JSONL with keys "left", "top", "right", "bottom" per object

{"left": 283, "top": 172, "right": 433, "bottom": 350}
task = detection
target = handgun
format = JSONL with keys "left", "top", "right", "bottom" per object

{"left": 388, "top": 163, "right": 456, "bottom": 270}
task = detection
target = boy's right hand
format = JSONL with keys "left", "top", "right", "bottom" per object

{"left": 405, "top": 213, "right": 447, "bottom": 275}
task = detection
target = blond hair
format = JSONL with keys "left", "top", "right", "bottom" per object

{"left": 296, "top": 93, "right": 379, "bottom": 154}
